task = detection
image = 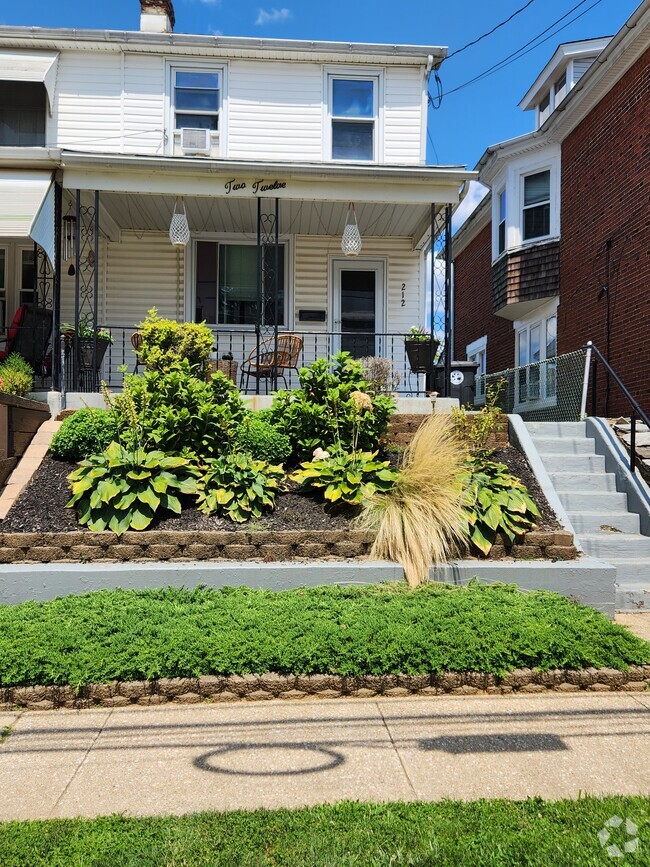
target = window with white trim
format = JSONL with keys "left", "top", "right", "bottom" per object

{"left": 497, "top": 189, "right": 506, "bottom": 256}
{"left": 554, "top": 69, "right": 567, "bottom": 106}
{"left": 522, "top": 170, "right": 551, "bottom": 241}
{"left": 538, "top": 90, "right": 551, "bottom": 125}
{"left": 328, "top": 75, "right": 378, "bottom": 162}
{"left": 173, "top": 70, "right": 220, "bottom": 133}
{"left": 515, "top": 313, "right": 557, "bottom": 407}
{"left": 195, "top": 241, "right": 286, "bottom": 327}
{"left": 466, "top": 335, "right": 487, "bottom": 403}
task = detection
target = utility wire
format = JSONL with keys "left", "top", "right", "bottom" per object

{"left": 441, "top": 0, "right": 605, "bottom": 98}
{"left": 445, "top": 0, "right": 537, "bottom": 61}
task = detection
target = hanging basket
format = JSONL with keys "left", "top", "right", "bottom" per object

{"left": 169, "top": 198, "right": 190, "bottom": 247}
{"left": 341, "top": 204, "right": 362, "bottom": 257}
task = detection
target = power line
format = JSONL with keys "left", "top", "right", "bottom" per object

{"left": 441, "top": 0, "right": 605, "bottom": 98}
{"left": 445, "top": 0, "right": 537, "bottom": 61}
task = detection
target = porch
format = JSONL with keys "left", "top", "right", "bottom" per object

{"left": 0, "top": 157, "right": 476, "bottom": 398}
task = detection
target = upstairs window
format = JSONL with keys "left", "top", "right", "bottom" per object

{"left": 497, "top": 189, "right": 506, "bottom": 255}
{"left": 173, "top": 70, "right": 220, "bottom": 132}
{"left": 554, "top": 70, "right": 567, "bottom": 106}
{"left": 329, "top": 76, "right": 377, "bottom": 161}
{"left": 0, "top": 82, "right": 46, "bottom": 146}
{"left": 538, "top": 90, "right": 551, "bottom": 125}
{"left": 523, "top": 170, "right": 550, "bottom": 241}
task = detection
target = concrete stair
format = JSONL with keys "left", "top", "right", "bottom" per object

{"left": 525, "top": 421, "right": 650, "bottom": 612}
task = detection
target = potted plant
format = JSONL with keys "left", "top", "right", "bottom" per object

{"left": 404, "top": 326, "right": 439, "bottom": 374}
{"left": 61, "top": 322, "right": 114, "bottom": 370}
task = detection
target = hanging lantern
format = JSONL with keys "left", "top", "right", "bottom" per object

{"left": 62, "top": 215, "right": 76, "bottom": 262}
{"left": 169, "top": 197, "right": 190, "bottom": 247}
{"left": 341, "top": 203, "right": 362, "bottom": 257}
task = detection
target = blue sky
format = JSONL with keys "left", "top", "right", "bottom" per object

{"left": 2, "top": 0, "right": 641, "bottom": 221}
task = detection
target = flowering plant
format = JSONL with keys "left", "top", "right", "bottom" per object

{"left": 61, "top": 322, "right": 114, "bottom": 345}
{"left": 406, "top": 326, "right": 431, "bottom": 343}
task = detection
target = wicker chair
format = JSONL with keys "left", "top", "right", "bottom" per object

{"left": 239, "top": 334, "right": 303, "bottom": 393}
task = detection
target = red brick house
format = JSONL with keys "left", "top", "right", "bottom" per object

{"left": 453, "top": 0, "right": 650, "bottom": 416}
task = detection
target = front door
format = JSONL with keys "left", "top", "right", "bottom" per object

{"left": 333, "top": 260, "right": 384, "bottom": 358}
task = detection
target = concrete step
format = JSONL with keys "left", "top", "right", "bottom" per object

{"left": 548, "top": 471, "right": 617, "bottom": 493}
{"left": 542, "top": 454, "right": 606, "bottom": 474}
{"left": 568, "top": 511, "right": 641, "bottom": 535}
{"left": 532, "top": 437, "right": 596, "bottom": 456}
{"left": 525, "top": 421, "right": 587, "bottom": 437}
{"left": 579, "top": 534, "right": 650, "bottom": 560}
{"left": 615, "top": 563, "right": 650, "bottom": 611}
{"left": 612, "top": 559, "right": 650, "bottom": 582}
{"left": 558, "top": 491, "right": 628, "bottom": 512}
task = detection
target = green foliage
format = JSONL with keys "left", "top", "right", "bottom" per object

{"left": 66, "top": 441, "right": 199, "bottom": 534}
{"left": 406, "top": 325, "right": 431, "bottom": 342}
{"left": 291, "top": 449, "right": 397, "bottom": 506}
{"left": 268, "top": 352, "right": 395, "bottom": 460}
{"left": 112, "top": 361, "right": 245, "bottom": 458}
{"left": 452, "top": 378, "right": 506, "bottom": 461}
{"left": 50, "top": 409, "right": 119, "bottom": 462}
{"left": 196, "top": 452, "right": 284, "bottom": 523}
{"left": 0, "top": 353, "right": 34, "bottom": 397}
{"left": 2, "top": 797, "right": 650, "bottom": 867}
{"left": 136, "top": 308, "right": 213, "bottom": 375}
{"left": 460, "top": 459, "right": 540, "bottom": 556}
{"left": 234, "top": 414, "right": 292, "bottom": 465}
{"left": 0, "top": 584, "right": 647, "bottom": 689}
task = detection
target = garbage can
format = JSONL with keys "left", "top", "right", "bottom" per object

{"left": 433, "top": 361, "right": 480, "bottom": 406}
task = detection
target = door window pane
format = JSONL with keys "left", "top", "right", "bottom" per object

{"left": 340, "top": 269, "right": 376, "bottom": 357}
{"left": 332, "top": 121, "right": 374, "bottom": 160}
{"left": 332, "top": 79, "right": 374, "bottom": 118}
{"left": 546, "top": 315, "right": 557, "bottom": 358}
{"left": 196, "top": 241, "right": 218, "bottom": 324}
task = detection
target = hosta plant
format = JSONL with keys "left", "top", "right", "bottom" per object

{"left": 66, "top": 442, "right": 199, "bottom": 534}
{"left": 460, "top": 459, "right": 540, "bottom": 555}
{"left": 291, "top": 449, "right": 397, "bottom": 506}
{"left": 197, "top": 452, "right": 285, "bottom": 523}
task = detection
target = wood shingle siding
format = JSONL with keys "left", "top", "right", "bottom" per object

{"left": 492, "top": 241, "right": 560, "bottom": 314}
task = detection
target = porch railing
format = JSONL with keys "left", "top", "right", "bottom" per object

{"left": 65, "top": 327, "right": 429, "bottom": 396}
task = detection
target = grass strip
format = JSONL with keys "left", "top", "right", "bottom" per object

{"left": 0, "top": 583, "right": 648, "bottom": 688}
{"left": 0, "top": 796, "right": 649, "bottom": 866}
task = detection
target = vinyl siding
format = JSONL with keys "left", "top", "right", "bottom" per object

{"left": 53, "top": 51, "right": 122, "bottom": 151}
{"left": 384, "top": 66, "right": 425, "bottom": 164}
{"left": 227, "top": 59, "right": 323, "bottom": 160}
{"left": 123, "top": 54, "right": 166, "bottom": 155}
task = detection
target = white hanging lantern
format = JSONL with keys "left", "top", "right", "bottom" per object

{"left": 169, "top": 197, "right": 190, "bottom": 247}
{"left": 341, "top": 203, "right": 362, "bottom": 257}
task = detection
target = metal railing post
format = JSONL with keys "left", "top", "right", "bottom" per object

{"left": 630, "top": 410, "right": 636, "bottom": 473}
{"left": 590, "top": 356, "right": 598, "bottom": 417}
{"left": 580, "top": 341, "right": 592, "bottom": 419}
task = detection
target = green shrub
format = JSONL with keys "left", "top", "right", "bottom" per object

{"left": 66, "top": 441, "right": 199, "bottom": 534}
{"left": 460, "top": 459, "right": 540, "bottom": 555}
{"left": 136, "top": 308, "right": 213, "bottom": 375}
{"left": 0, "top": 353, "right": 34, "bottom": 397}
{"left": 197, "top": 452, "right": 285, "bottom": 523}
{"left": 112, "top": 362, "right": 246, "bottom": 458}
{"left": 268, "top": 352, "right": 395, "bottom": 460}
{"left": 291, "top": 449, "right": 397, "bottom": 506}
{"left": 234, "top": 415, "right": 292, "bottom": 465}
{"left": 50, "top": 408, "right": 119, "bottom": 462}
{"left": 452, "top": 378, "right": 506, "bottom": 462}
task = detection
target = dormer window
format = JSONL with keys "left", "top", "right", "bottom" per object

{"left": 538, "top": 91, "right": 551, "bottom": 125}
{"left": 523, "top": 170, "right": 550, "bottom": 241}
{"left": 328, "top": 73, "right": 379, "bottom": 162}
{"left": 554, "top": 70, "right": 567, "bottom": 106}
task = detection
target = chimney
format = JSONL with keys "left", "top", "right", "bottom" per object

{"left": 140, "top": 0, "right": 175, "bottom": 33}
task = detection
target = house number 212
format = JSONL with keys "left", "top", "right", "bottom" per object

{"left": 401, "top": 283, "right": 406, "bottom": 307}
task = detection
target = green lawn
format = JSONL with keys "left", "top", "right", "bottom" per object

{"left": 0, "top": 583, "right": 648, "bottom": 687}
{"left": 1, "top": 797, "right": 649, "bottom": 866}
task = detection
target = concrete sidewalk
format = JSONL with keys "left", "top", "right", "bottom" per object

{"left": 1, "top": 692, "right": 649, "bottom": 821}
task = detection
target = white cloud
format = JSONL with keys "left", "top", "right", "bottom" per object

{"left": 452, "top": 181, "right": 490, "bottom": 233}
{"left": 256, "top": 7, "right": 292, "bottom": 25}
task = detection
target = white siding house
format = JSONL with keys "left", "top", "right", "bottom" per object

{"left": 0, "top": 0, "right": 475, "bottom": 396}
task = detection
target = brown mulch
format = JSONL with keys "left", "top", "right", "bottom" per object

{"left": 1, "top": 445, "right": 560, "bottom": 534}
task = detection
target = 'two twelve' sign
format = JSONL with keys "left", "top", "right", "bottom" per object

{"left": 224, "top": 179, "right": 288, "bottom": 196}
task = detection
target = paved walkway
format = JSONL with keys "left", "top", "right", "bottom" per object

{"left": 1, "top": 692, "right": 649, "bottom": 821}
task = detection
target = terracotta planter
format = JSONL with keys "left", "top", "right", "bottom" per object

{"left": 405, "top": 338, "right": 439, "bottom": 374}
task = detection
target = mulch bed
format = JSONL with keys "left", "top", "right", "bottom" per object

{"left": 1, "top": 446, "right": 561, "bottom": 535}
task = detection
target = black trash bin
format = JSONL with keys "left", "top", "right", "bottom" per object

{"left": 433, "top": 361, "right": 480, "bottom": 406}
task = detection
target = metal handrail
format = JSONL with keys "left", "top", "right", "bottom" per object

{"left": 582, "top": 340, "right": 650, "bottom": 472}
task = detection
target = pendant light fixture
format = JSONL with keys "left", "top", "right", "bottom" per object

{"left": 341, "top": 202, "right": 362, "bottom": 257}
{"left": 169, "top": 197, "right": 190, "bottom": 247}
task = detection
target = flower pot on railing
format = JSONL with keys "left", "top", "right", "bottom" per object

{"left": 405, "top": 338, "right": 439, "bottom": 374}
{"left": 78, "top": 336, "right": 111, "bottom": 371}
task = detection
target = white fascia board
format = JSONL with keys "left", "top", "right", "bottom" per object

{"left": 518, "top": 38, "right": 612, "bottom": 110}
{"left": 0, "top": 26, "right": 446, "bottom": 66}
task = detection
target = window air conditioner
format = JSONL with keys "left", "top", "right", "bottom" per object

{"left": 180, "top": 128, "right": 212, "bottom": 155}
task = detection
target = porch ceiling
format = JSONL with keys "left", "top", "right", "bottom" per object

{"left": 100, "top": 192, "right": 432, "bottom": 242}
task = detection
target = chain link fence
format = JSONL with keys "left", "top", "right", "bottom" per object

{"left": 476, "top": 350, "right": 587, "bottom": 421}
